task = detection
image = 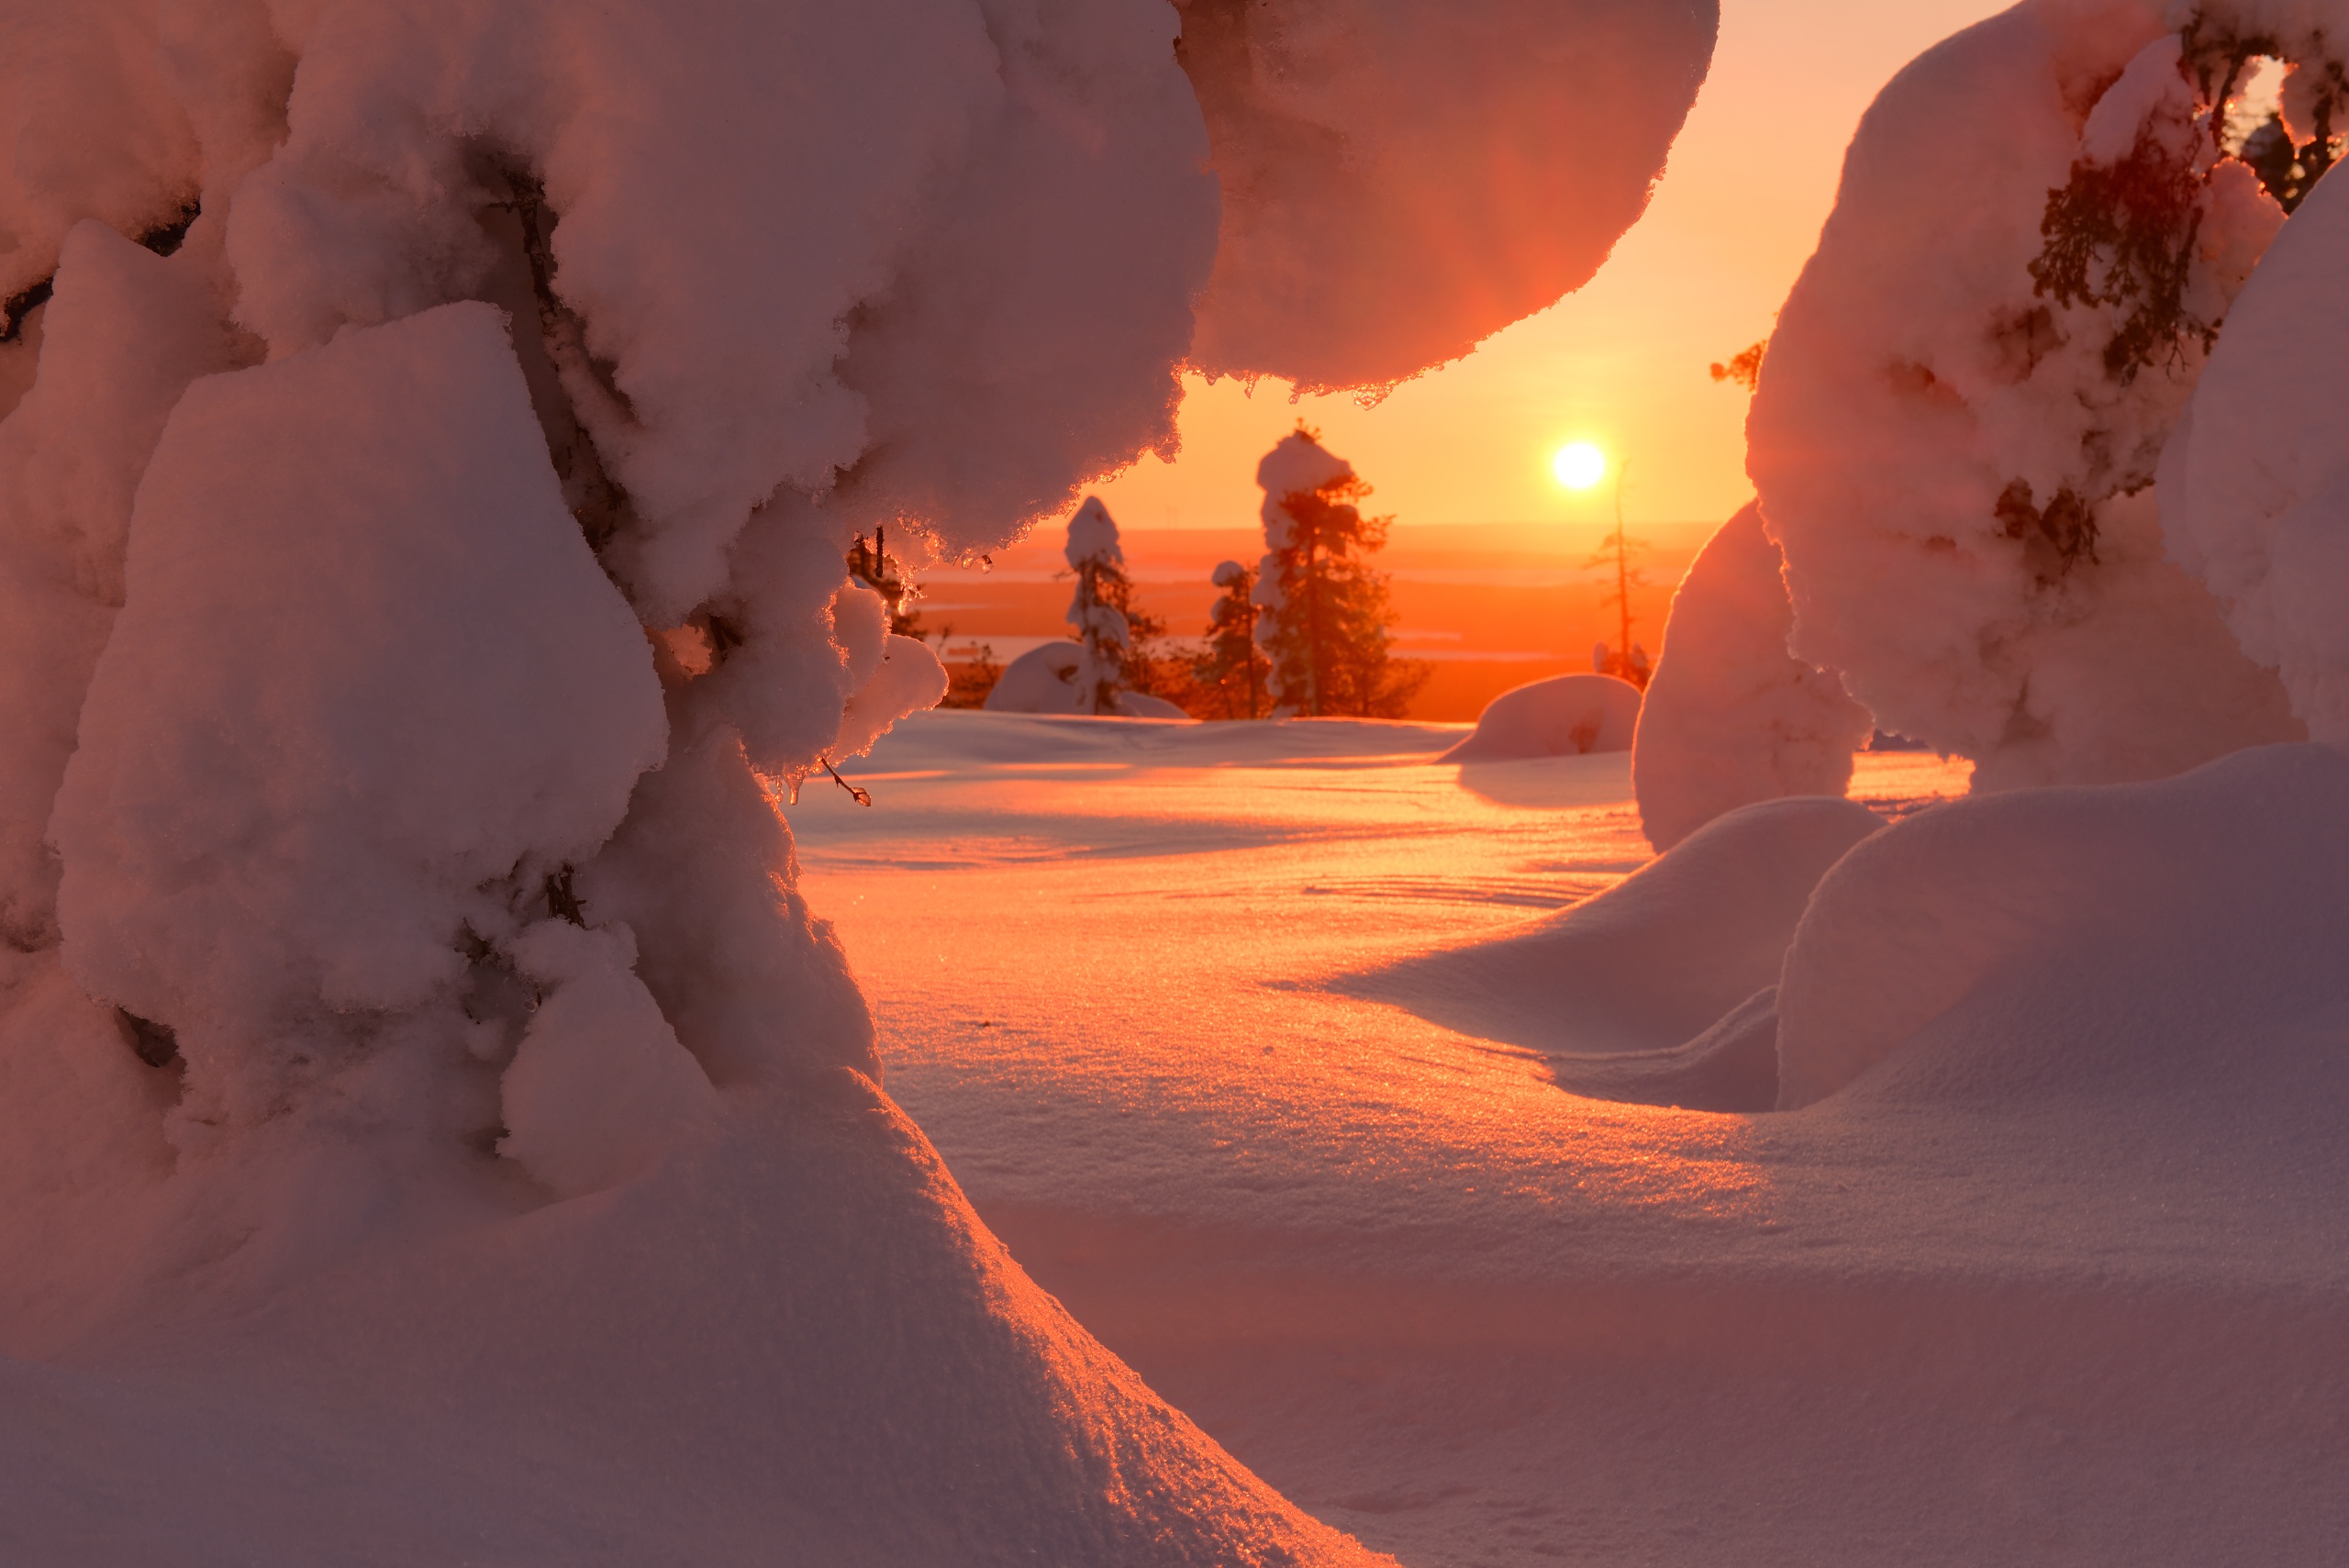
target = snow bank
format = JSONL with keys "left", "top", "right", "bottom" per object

{"left": 1748, "top": 0, "right": 2300, "bottom": 791}
{"left": 1345, "top": 797, "right": 1881, "bottom": 1087}
{"left": 1776, "top": 741, "right": 2349, "bottom": 1108}
{"left": 1440, "top": 673, "right": 1642, "bottom": 763}
{"left": 1631, "top": 505, "right": 1874, "bottom": 850}
{"left": 2159, "top": 123, "right": 2349, "bottom": 747}
{"left": 1178, "top": 0, "right": 1719, "bottom": 391}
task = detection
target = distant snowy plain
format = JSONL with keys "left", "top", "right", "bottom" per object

{"left": 796, "top": 711, "right": 2349, "bottom": 1568}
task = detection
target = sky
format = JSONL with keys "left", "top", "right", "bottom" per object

{"left": 1081, "top": 0, "right": 2015, "bottom": 544}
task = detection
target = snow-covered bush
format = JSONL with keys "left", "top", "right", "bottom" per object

{"left": 1631, "top": 506, "right": 1874, "bottom": 851}
{"left": 1748, "top": 0, "right": 2306, "bottom": 792}
{"left": 1440, "top": 673, "right": 1642, "bottom": 762}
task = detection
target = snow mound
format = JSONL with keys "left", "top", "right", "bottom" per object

{"left": 1776, "top": 741, "right": 2349, "bottom": 1108}
{"left": 0, "top": 1050, "right": 1383, "bottom": 1565}
{"left": 1632, "top": 505, "right": 1874, "bottom": 851}
{"left": 1440, "top": 673, "right": 1642, "bottom": 762}
{"left": 1748, "top": 0, "right": 2300, "bottom": 790}
{"left": 985, "top": 642, "right": 1188, "bottom": 719}
{"left": 1342, "top": 796, "right": 1881, "bottom": 1091}
{"left": 1178, "top": 0, "right": 1720, "bottom": 391}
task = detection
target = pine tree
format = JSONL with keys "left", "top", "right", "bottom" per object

{"left": 1192, "top": 560, "right": 1271, "bottom": 718}
{"left": 1063, "top": 496, "right": 1136, "bottom": 715}
{"left": 1253, "top": 425, "right": 1428, "bottom": 718}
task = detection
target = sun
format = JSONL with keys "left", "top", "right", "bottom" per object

{"left": 1553, "top": 441, "right": 1608, "bottom": 490}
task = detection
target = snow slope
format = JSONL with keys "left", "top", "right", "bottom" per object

{"left": 791, "top": 712, "right": 2346, "bottom": 1568}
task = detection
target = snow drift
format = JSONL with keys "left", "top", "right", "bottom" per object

{"left": 985, "top": 641, "right": 1189, "bottom": 719}
{"left": 1440, "top": 673, "right": 1642, "bottom": 763}
{"left": 1748, "top": 0, "right": 2301, "bottom": 791}
{"left": 1631, "top": 505, "right": 1873, "bottom": 850}
{"left": 1342, "top": 795, "right": 1882, "bottom": 1108}
{"left": 1776, "top": 740, "right": 2349, "bottom": 1110}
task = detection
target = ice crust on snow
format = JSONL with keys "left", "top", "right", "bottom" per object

{"left": 1439, "top": 673, "right": 1642, "bottom": 763}
{"left": 1748, "top": 0, "right": 2302, "bottom": 792}
{"left": 1631, "top": 505, "right": 1874, "bottom": 851}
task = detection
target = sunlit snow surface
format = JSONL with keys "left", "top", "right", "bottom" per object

{"left": 796, "top": 713, "right": 2349, "bottom": 1567}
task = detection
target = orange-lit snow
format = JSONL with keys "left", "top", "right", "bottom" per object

{"left": 782, "top": 716, "right": 2349, "bottom": 1564}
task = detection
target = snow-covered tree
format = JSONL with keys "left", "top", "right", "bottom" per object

{"left": 1063, "top": 496, "right": 1134, "bottom": 716}
{"left": 1252, "top": 425, "right": 1426, "bottom": 718}
{"left": 1746, "top": 1, "right": 2319, "bottom": 792}
{"left": 0, "top": 0, "right": 1720, "bottom": 1551}
{"left": 1197, "top": 559, "right": 1272, "bottom": 718}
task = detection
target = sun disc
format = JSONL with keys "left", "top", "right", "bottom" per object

{"left": 1553, "top": 441, "right": 1607, "bottom": 490}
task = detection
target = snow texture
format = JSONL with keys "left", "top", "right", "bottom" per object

{"left": 1439, "top": 673, "right": 1643, "bottom": 763}
{"left": 1632, "top": 505, "right": 1874, "bottom": 851}
{"left": 1177, "top": 0, "right": 1720, "bottom": 391}
{"left": 2158, "top": 110, "right": 2349, "bottom": 747}
{"left": 1748, "top": 0, "right": 2302, "bottom": 792}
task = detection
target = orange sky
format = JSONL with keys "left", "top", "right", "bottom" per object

{"left": 1080, "top": 0, "right": 2015, "bottom": 548}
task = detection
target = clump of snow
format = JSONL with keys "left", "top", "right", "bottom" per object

{"left": 1346, "top": 796, "right": 1882, "bottom": 1092}
{"left": 497, "top": 920, "right": 718, "bottom": 1198}
{"left": 51, "top": 302, "right": 667, "bottom": 1145}
{"left": 1631, "top": 505, "right": 1874, "bottom": 851}
{"left": 1439, "top": 673, "right": 1642, "bottom": 763}
{"left": 2157, "top": 128, "right": 2349, "bottom": 747}
{"left": 1776, "top": 740, "right": 2349, "bottom": 1109}
{"left": 1748, "top": 1, "right": 2301, "bottom": 791}
{"left": 1177, "top": 0, "right": 1720, "bottom": 391}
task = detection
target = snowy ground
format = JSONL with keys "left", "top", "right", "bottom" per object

{"left": 794, "top": 712, "right": 2349, "bottom": 1567}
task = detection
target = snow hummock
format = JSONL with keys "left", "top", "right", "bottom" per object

{"left": 1343, "top": 794, "right": 1881, "bottom": 1104}
{"left": 1439, "top": 673, "right": 1642, "bottom": 762}
{"left": 1631, "top": 504, "right": 1873, "bottom": 850}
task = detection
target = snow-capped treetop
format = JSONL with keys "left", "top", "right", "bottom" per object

{"left": 1211, "top": 559, "right": 1248, "bottom": 588}
{"left": 1065, "top": 495, "right": 1124, "bottom": 571}
{"left": 1255, "top": 428, "right": 1355, "bottom": 550}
